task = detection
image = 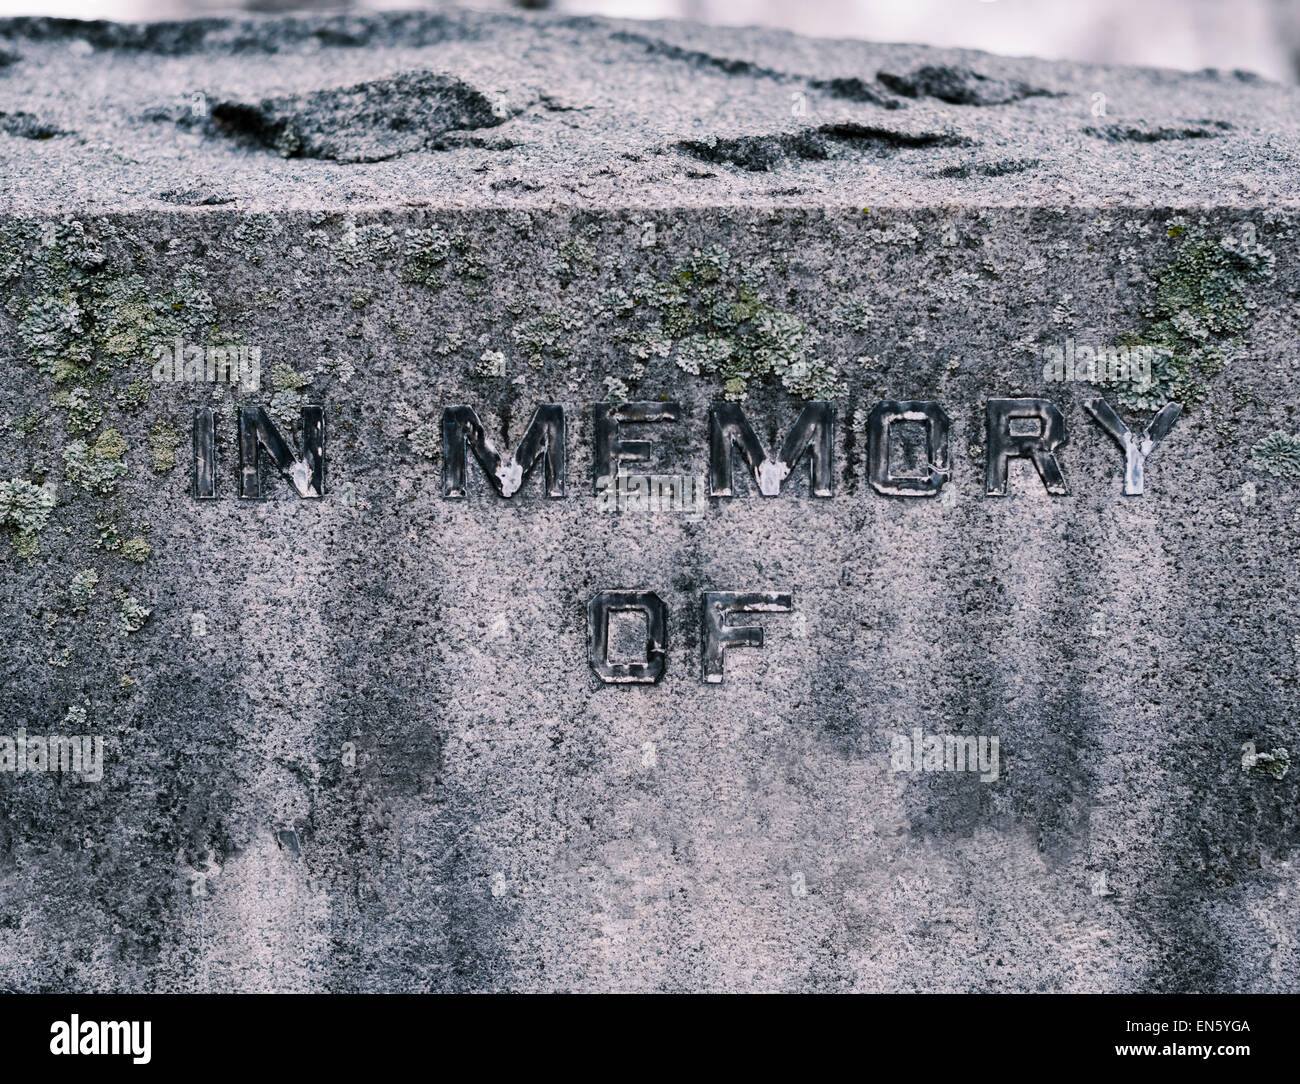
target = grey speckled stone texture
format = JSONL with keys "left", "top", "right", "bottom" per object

{"left": 0, "top": 10, "right": 1298, "bottom": 992}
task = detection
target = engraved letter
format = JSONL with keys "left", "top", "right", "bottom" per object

{"left": 867, "top": 400, "right": 950, "bottom": 497}
{"left": 985, "top": 398, "right": 1068, "bottom": 496}
{"left": 1083, "top": 398, "right": 1181, "bottom": 496}
{"left": 193, "top": 407, "right": 216, "bottom": 499}
{"left": 709, "top": 402, "right": 834, "bottom": 497}
{"left": 442, "top": 404, "right": 565, "bottom": 499}
{"left": 592, "top": 401, "right": 683, "bottom": 493}
{"left": 587, "top": 590, "right": 667, "bottom": 684}
{"left": 701, "top": 590, "right": 793, "bottom": 684}
{"left": 238, "top": 405, "right": 325, "bottom": 499}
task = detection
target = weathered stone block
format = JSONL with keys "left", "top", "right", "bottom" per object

{"left": 0, "top": 10, "right": 1297, "bottom": 992}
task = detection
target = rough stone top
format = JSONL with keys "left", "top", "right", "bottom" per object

{"left": 1, "top": 8, "right": 1298, "bottom": 212}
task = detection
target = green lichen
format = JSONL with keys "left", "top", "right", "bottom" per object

{"left": 333, "top": 222, "right": 397, "bottom": 269}
{"left": 268, "top": 365, "right": 310, "bottom": 426}
{"left": 232, "top": 214, "right": 282, "bottom": 265}
{"left": 400, "top": 228, "right": 485, "bottom": 287}
{"left": 271, "top": 364, "right": 310, "bottom": 392}
{"left": 830, "top": 296, "right": 874, "bottom": 333}
{"left": 268, "top": 391, "right": 301, "bottom": 427}
{"left": 1247, "top": 746, "right": 1290, "bottom": 780}
{"left": 112, "top": 589, "right": 150, "bottom": 634}
{"left": 274, "top": 126, "right": 303, "bottom": 159}
{"left": 114, "top": 378, "right": 150, "bottom": 412}
{"left": 63, "top": 428, "right": 128, "bottom": 495}
{"left": 121, "top": 536, "right": 152, "bottom": 564}
{"left": 148, "top": 421, "right": 179, "bottom": 473}
{"left": 18, "top": 409, "right": 47, "bottom": 438}
{"left": 93, "top": 518, "right": 121, "bottom": 552}
{"left": 603, "top": 376, "right": 630, "bottom": 404}
{"left": 400, "top": 226, "right": 451, "bottom": 286}
{"left": 409, "top": 423, "right": 438, "bottom": 460}
{"left": 0, "top": 478, "right": 56, "bottom": 559}
{"left": 1106, "top": 225, "right": 1273, "bottom": 410}
{"left": 1250, "top": 431, "right": 1300, "bottom": 478}
{"left": 68, "top": 567, "right": 99, "bottom": 611}
{"left": 513, "top": 312, "right": 580, "bottom": 368}
{"left": 554, "top": 236, "right": 597, "bottom": 284}
{"left": 3, "top": 220, "right": 214, "bottom": 390}
{"left": 605, "top": 247, "right": 835, "bottom": 401}
{"left": 55, "top": 385, "right": 103, "bottom": 435}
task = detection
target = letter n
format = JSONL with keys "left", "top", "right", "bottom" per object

{"left": 238, "top": 405, "right": 325, "bottom": 498}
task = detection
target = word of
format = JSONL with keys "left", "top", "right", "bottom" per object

{"left": 588, "top": 589, "right": 790, "bottom": 684}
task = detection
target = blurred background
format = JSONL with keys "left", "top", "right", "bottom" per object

{"left": 0, "top": 0, "right": 1297, "bottom": 83}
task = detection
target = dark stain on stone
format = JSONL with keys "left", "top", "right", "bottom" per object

{"left": 818, "top": 122, "right": 970, "bottom": 150}
{"left": 808, "top": 76, "right": 906, "bottom": 109}
{"left": 203, "top": 71, "right": 507, "bottom": 163}
{"left": 0, "top": 48, "right": 20, "bottom": 67}
{"left": 0, "top": 12, "right": 478, "bottom": 55}
{"left": 677, "top": 132, "right": 831, "bottom": 172}
{"left": 1083, "top": 120, "right": 1233, "bottom": 142}
{"left": 677, "top": 124, "right": 968, "bottom": 171}
{"left": 156, "top": 187, "right": 236, "bottom": 206}
{"left": 933, "top": 157, "right": 1040, "bottom": 178}
{"left": 609, "top": 28, "right": 792, "bottom": 81}
{"left": 0, "top": 110, "right": 65, "bottom": 139}
{"left": 877, "top": 63, "right": 1059, "bottom": 106}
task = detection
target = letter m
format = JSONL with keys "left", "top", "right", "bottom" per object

{"left": 709, "top": 401, "right": 834, "bottom": 497}
{"left": 442, "top": 404, "right": 566, "bottom": 498}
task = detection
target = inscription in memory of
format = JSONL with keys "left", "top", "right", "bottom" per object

{"left": 188, "top": 393, "right": 1184, "bottom": 684}
{"left": 193, "top": 395, "right": 1183, "bottom": 501}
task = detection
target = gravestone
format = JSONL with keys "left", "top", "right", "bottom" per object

{"left": 0, "top": 9, "right": 1298, "bottom": 992}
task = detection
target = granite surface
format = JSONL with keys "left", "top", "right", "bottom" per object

{"left": 0, "top": 10, "right": 1297, "bottom": 992}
